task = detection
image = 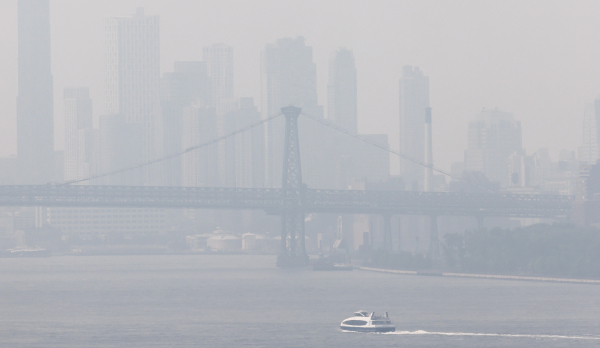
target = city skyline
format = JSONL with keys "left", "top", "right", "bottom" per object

{"left": 2, "top": 1, "right": 599, "bottom": 175}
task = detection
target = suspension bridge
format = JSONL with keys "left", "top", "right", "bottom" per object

{"left": 0, "top": 106, "right": 574, "bottom": 266}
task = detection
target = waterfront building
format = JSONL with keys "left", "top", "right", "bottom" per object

{"left": 47, "top": 207, "right": 167, "bottom": 237}
{"left": 17, "top": 0, "right": 54, "bottom": 184}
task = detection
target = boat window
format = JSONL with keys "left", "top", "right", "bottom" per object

{"left": 371, "top": 321, "right": 388, "bottom": 325}
{"left": 342, "top": 320, "right": 367, "bottom": 326}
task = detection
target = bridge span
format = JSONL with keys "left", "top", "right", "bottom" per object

{"left": 0, "top": 184, "right": 573, "bottom": 218}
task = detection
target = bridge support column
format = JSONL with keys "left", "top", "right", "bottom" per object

{"left": 276, "top": 106, "right": 309, "bottom": 267}
{"left": 383, "top": 213, "right": 393, "bottom": 253}
{"left": 428, "top": 215, "right": 440, "bottom": 266}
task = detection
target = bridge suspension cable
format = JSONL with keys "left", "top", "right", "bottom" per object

{"left": 63, "top": 112, "right": 283, "bottom": 186}
{"left": 301, "top": 111, "right": 494, "bottom": 193}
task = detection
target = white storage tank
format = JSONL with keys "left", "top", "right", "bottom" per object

{"left": 242, "top": 233, "right": 257, "bottom": 250}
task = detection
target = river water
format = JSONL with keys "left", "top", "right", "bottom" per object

{"left": 0, "top": 255, "right": 599, "bottom": 347}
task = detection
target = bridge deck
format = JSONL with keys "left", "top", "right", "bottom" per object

{"left": 0, "top": 185, "right": 573, "bottom": 218}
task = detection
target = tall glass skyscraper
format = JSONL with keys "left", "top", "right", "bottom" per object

{"left": 105, "top": 8, "right": 160, "bottom": 185}
{"left": 17, "top": 0, "right": 54, "bottom": 184}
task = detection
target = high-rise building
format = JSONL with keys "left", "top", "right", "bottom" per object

{"left": 63, "top": 87, "right": 94, "bottom": 183}
{"left": 222, "top": 98, "right": 265, "bottom": 188}
{"left": 97, "top": 115, "right": 144, "bottom": 185}
{"left": 464, "top": 108, "right": 523, "bottom": 187}
{"left": 327, "top": 48, "right": 357, "bottom": 134}
{"left": 579, "top": 98, "right": 600, "bottom": 165}
{"left": 17, "top": 0, "right": 54, "bottom": 184}
{"left": 203, "top": 44, "right": 238, "bottom": 187}
{"left": 181, "top": 105, "right": 218, "bottom": 187}
{"left": 399, "top": 66, "right": 429, "bottom": 190}
{"left": 203, "top": 44, "right": 234, "bottom": 113}
{"left": 105, "top": 8, "right": 160, "bottom": 184}
{"left": 160, "top": 61, "right": 210, "bottom": 186}
{"left": 261, "top": 37, "right": 324, "bottom": 188}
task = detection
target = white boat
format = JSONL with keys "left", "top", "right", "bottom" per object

{"left": 340, "top": 310, "right": 395, "bottom": 333}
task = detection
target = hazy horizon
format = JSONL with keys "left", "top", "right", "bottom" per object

{"left": 2, "top": 0, "right": 600, "bottom": 173}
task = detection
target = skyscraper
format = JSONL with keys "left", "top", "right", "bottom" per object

{"left": 203, "top": 44, "right": 234, "bottom": 113}
{"left": 63, "top": 87, "right": 94, "bottom": 183}
{"left": 203, "top": 44, "right": 237, "bottom": 186}
{"left": 160, "top": 61, "right": 210, "bottom": 186}
{"left": 579, "top": 98, "right": 600, "bottom": 165}
{"left": 181, "top": 105, "right": 218, "bottom": 187}
{"left": 399, "top": 66, "right": 429, "bottom": 190}
{"left": 105, "top": 8, "right": 160, "bottom": 184}
{"left": 261, "top": 37, "right": 323, "bottom": 188}
{"left": 464, "top": 108, "right": 523, "bottom": 187}
{"left": 17, "top": 0, "right": 54, "bottom": 184}
{"left": 327, "top": 48, "right": 357, "bottom": 134}
{"left": 222, "top": 98, "right": 265, "bottom": 188}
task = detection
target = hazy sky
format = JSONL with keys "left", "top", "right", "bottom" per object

{"left": 1, "top": 0, "right": 600, "bottom": 174}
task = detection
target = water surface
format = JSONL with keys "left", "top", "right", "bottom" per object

{"left": 0, "top": 255, "right": 598, "bottom": 347}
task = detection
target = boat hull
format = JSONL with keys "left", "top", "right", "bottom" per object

{"left": 340, "top": 325, "right": 395, "bottom": 333}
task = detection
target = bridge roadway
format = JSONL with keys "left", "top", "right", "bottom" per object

{"left": 0, "top": 185, "right": 573, "bottom": 218}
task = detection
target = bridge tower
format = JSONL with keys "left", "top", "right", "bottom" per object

{"left": 276, "top": 106, "right": 309, "bottom": 267}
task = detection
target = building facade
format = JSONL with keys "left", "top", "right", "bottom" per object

{"left": 464, "top": 108, "right": 523, "bottom": 187}
{"left": 399, "top": 66, "right": 429, "bottom": 190}
{"left": 63, "top": 87, "right": 94, "bottom": 183}
{"left": 203, "top": 44, "right": 234, "bottom": 113}
{"left": 105, "top": 8, "right": 160, "bottom": 184}
{"left": 327, "top": 48, "right": 357, "bottom": 134}
{"left": 47, "top": 207, "right": 167, "bottom": 237}
{"left": 579, "top": 98, "right": 600, "bottom": 165}
{"left": 181, "top": 105, "right": 218, "bottom": 187}
{"left": 160, "top": 61, "right": 211, "bottom": 186}
{"left": 222, "top": 98, "right": 265, "bottom": 188}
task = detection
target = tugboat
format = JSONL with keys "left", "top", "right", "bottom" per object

{"left": 312, "top": 253, "right": 353, "bottom": 271}
{"left": 340, "top": 310, "right": 395, "bottom": 333}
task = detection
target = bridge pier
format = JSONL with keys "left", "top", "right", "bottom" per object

{"left": 276, "top": 106, "right": 309, "bottom": 267}
{"left": 383, "top": 213, "right": 393, "bottom": 253}
{"left": 428, "top": 215, "right": 440, "bottom": 265}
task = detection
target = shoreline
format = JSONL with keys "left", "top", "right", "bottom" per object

{"left": 358, "top": 266, "right": 600, "bottom": 285}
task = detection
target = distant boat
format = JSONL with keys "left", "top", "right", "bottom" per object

{"left": 312, "top": 253, "right": 353, "bottom": 271}
{"left": 340, "top": 311, "right": 395, "bottom": 333}
{"left": 2, "top": 248, "right": 51, "bottom": 258}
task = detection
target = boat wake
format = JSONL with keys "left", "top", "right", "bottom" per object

{"left": 384, "top": 330, "right": 600, "bottom": 340}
